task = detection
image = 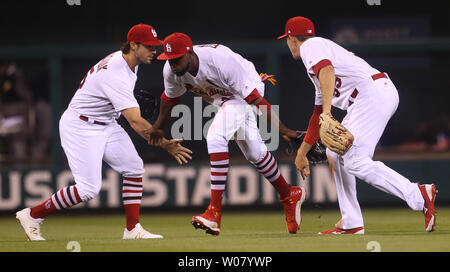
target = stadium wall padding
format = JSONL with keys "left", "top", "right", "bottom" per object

{"left": 1, "top": 159, "right": 449, "bottom": 211}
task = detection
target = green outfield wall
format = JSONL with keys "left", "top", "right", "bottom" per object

{"left": 1, "top": 159, "right": 449, "bottom": 211}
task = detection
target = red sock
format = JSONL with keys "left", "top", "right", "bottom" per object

{"left": 270, "top": 175, "right": 291, "bottom": 199}
{"left": 210, "top": 189, "right": 224, "bottom": 210}
{"left": 30, "top": 198, "right": 58, "bottom": 219}
{"left": 30, "top": 185, "right": 82, "bottom": 219}
{"left": 125, "top": 204, "right": 140, "bottom": 231}
{"left": 123, "top": 177, "right": 143, "bottom": 231}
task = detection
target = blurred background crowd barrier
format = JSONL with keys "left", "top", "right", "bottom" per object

{"left": 0, "top": 0, "right": 449, "bottom": 211}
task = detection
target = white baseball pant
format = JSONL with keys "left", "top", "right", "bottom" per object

{"left": 328, "top": 75, "right": 425, "bottom": 229}
{"left": 206, "top": 98, "right": 268, "bottom": 163}
{"left": 59, "top": 108, "right": 144, "bottom": 201}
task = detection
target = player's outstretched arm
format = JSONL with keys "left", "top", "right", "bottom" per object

{"left": 146, "top": 100, "right": 174, "bottom": 145}
{"left": 160, "top": 138, "right": 193, "bottom": 165}
{"left": 296, "top": 141, "right": 312, "bottom": 179}
{"left": 121, "top": 107, "right": 156, "bottom": 142}
{"left": 244, "top": 90, "right": 297, "bottom": 141}
{"left": 317, "top": 65, "right": 335, "bottom": 115}
{"left": 121, "top": 107, "right": 193, "bottom": 164}
{"left": 295, "top": 104, "right": 321, "bottom": 179}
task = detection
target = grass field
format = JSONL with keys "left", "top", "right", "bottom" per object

{"left": 1, "top": 207, "right": 449, "bottom": 252}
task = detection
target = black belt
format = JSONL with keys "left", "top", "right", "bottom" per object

{"left": 79, "top": 115, "right": 106, "bottom": 125}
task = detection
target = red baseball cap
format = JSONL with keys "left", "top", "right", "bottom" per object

{"left": 157, "top": 33, "right": 193, "bottom": 60}
{"left": 277, "top": 16, "right": 315, "bottom": 39}
{"left": 127, "top": 24, "right": 163, "bottom": 46}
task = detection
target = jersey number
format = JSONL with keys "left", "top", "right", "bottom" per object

{"left": 333, "top": 76, "right": 360, "bottom": 107}
{"left": 333, "top": 77, "right": 342, "bottom": 97}
{"left": 78, "top": 66, "right": 94, "bottom": 89}
{"left": 78, "top": 53, "right": 114, "bottom": 89}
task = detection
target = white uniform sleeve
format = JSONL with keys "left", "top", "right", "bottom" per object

{"left": 216, "top": 46, "right": 263, "bottom": 99}
{"left": 99, "top": 72, "right": 139, "bottom": 112}
{"left": 300, "top": 38, "right": 333, "bottom": 76}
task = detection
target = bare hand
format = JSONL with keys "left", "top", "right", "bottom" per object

{"left": 162, "top": 138, "right": 193, "bottom": 165}
{"left": 295, "top": 151, "right": 310, "bottom": 179}
{"left": 282, "top": 129, "right": 298, "bottom": 142}
{"left": 146, "top": 127, "right": 164, "bottom": 146}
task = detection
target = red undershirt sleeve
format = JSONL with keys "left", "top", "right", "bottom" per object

{"left": 244, "top": 89, "right": 272, "bottom": 110}
{"left": 304, "top": 105, "right": 323, "bottom": 146}
{"left": 160, "top": 91, "right": 182, "bottom": 106}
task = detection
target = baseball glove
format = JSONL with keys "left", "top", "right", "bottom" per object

{"left": 319, "top": 112, "right": 354, "bottom": 155}
{"left": 286, "top": 131, "right": 327, "bottom": 164}
{"left": 260, "top": 73, "right": 277, "bottom": 86}
{"left": 135, "top": 89, "right": 159, "bottom": 122}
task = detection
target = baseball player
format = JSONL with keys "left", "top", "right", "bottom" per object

{"left": 15, "top": 24, "right": 192, "bottom": 241}
{"left": 278, "top": 16, "right": 437, "bottom": 234}
{"left": 148, "top": 32, "right": 305, "bottom": 235}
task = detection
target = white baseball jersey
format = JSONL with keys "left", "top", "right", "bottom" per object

{"left": 300, "top": 37, "right": 380, "bottom": 110}
{"left": 69, "top": 51, "right": 139, "bottom": 122}
{"left": 162, "top": 44, "right": 265, "bottom": 106}
{"left": 301, "top": 38, "right": 425, "bottom": 230}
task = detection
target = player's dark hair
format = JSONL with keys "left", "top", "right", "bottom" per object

{"left": 121, "top": 42, "right": 142, "bottom": 54}
{"left": 294, "top": 35, "right": 314, "bottom": 42}
{"left": 120, "top": 42, "right": 131, "bottom": 54}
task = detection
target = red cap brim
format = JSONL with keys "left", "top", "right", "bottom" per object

{"left": 277, "top": 33, "right": 288, "bottom": 39}
{"left": 141, "top": 39, "right": 164, "bottom": 46}
{"left": 156, "top": 51, "right": 188, "bottom": 61}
